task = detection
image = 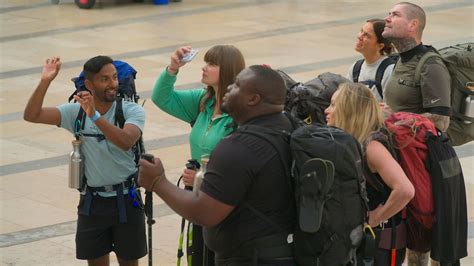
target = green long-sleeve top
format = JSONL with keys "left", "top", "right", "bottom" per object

{"left": 151, "top": 69, "right": 235, "bottom": 161}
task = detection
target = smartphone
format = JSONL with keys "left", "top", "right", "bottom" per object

{"left": 181, "top": 49, "right": 199, "bottom": 63}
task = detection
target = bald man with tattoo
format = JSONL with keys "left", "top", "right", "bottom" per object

{"left": 382, "top": 2, "right": 450, "bottom": 265}
{"left": 382, "top": 2, "right": 451, "bottom": 133}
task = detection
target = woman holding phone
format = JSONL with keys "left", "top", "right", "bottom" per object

{"left": 151, "top": 45, "right": 246, "bottom": 266}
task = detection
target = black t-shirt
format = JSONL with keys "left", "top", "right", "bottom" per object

{"left": 201, "top": 112, "right": 295, "bottom": 256}
{"left": 363, "top": 129, "right": 402, "bottom": 225}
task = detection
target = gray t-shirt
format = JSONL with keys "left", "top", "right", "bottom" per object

{"left": 58, "top": 100, "right": 145, "bottom": 193}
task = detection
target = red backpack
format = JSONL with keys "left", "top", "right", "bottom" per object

{"left": 385, "top": 112, "right": 437, "bottom": 252}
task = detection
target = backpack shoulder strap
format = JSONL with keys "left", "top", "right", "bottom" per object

{"left": 238, "top": 125, "right": 293, "bottom": 191}
{"left": 414, "top": 50, "right": 442, "bottom": 86}
{"left": 114, "top": 98, "right": 125, "bottom": 128}
{"left": 352, "top": 59, "right": 365, "bottom": 82}
{"left": 238, "top": 124, "right": 294, "bottom": 234}
{"left": 114, "top": 98, "right": 144, "bottom": 165}
{"left": 74, "top": 108, "right": 86, "bottom": 140}
{"left": 374, "top": 57, "right": 396, "bottom": 99}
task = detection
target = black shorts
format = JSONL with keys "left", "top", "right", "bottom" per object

{"left": 76, "top": 193, "right": 147, "bottom": 260}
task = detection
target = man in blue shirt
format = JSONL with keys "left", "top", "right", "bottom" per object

{"left": 24, "top": 56, "right": 146, "bottom": 266}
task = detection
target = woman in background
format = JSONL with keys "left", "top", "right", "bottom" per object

{"left": 347, "top": 19, "right": 395, "bottom": 102}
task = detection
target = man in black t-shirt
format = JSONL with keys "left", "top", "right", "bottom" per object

{"left": 138, "top": 65, "right": 296, "bottom": 266}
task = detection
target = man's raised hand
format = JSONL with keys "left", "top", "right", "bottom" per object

{"left": 41, "top": 57, "right": 61, "bottom": 82}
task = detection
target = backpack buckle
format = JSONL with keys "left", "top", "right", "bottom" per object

{"left": 103, "top": 185, "right": 114, "bottom": 192}
{"left": 379, "top": 219, "right": 389, "bottom": 230}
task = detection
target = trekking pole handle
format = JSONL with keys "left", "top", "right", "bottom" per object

{"left": 184, "top": 159, "right": 200, "bottom": 191}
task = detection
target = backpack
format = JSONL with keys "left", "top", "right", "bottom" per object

{"left": 70, "top": 60, "right": 144, "bottom": 164}
{"left": 425, "top": 130, "right": 467, "bottom": 263}
{"left": 277, "top": 70, "right": 351, "bottom": 124}
{"left": 384, "top": 112, "right": 437, "bottom": 252}
{"left": 352, "top": 55, "right": 398, "bottom": 100}
{"left": 240, "top": 115, "right": 373, "bottom": 266}
{"left": 415, "top": 43, "right": 474, "bottom": 146}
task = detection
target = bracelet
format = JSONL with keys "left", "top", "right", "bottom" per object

{"left": 149, "top": 172, "right": 165, "bottom": 191}
{"left": 91, "top": 111, "right": 101, "bottom": 122}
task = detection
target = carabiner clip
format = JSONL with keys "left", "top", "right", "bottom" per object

{"left": 364, "top": 223, "right": 376, "bottom": 239}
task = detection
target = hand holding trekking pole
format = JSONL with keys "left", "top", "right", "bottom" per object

{"left": 139, "top": 155, "right": 166, "bottom": 192}
{"left": 41, "top": 57, "right": 61, "bottom": 83}
{"left": 182, "top": 167, "right": 197, "bottom": 187}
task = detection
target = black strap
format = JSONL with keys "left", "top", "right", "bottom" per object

{"left": 238, "top": 125, "right": 293, "bottom": 193}
{"left": 114, "top": 97, "right": 125, "bottom": 128}
{"left": 362, "top": 228, "right": 376, "bottom": 266}
{"left": 237, "top": 123, "right": 294, "bottom": 235}
{"left": 216, "top": 233, "right": 293, "bottom": 260}
{"left": 75, "top": 98, "right": 144, "bottom": 166}
{"left": 243, "top": 203, "right": 286, "bottom": 234}
{"left": 79, "top": 172, "right": 138, "bottom": 223}
{"left": 74, "top": 108, "right": 86, "bottom": 140}
{"left": 374, "top": 57, "right": 396, "bottom": 99}
{"left": 114, "top": 98, "right": 144, "bottom": 165}
{"left": 352, "top": 59, "right": 364, "bottom": 83}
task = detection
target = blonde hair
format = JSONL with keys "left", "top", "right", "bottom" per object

{"left": 333, "top": 83, "right": 384, "bottom": 143}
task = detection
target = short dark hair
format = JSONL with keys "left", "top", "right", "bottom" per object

{"left": 367, "top": 19, "right": 394, "bottom": 55}
{"left": 247, "top": 65, "right": 286, "bottom": 105}
{"left": 398, "top": 2, "right": 426, "bottom": 33}
{"left": 83, "top": 55, "right": 113, "bottom": 80}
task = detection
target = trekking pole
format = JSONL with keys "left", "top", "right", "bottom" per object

{"left": 145, "top": 190, "right": 155, "bottom": 266}
{"left": 177, "top": 186, "right": 192, "bottom": 266}
{"left": 390, "top": 219, "right": 397, "bottom": 266}
{"left": 177, "top": 160, "right": 200, "bottom": 266}
{"left": 142, "top": 154, "right": 156, "bottom": 266}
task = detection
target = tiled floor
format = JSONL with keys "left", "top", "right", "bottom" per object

{"left": 0, "top": 0, "right": 473, "bottom": 265}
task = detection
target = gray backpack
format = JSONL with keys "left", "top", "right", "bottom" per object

{"left": 415, "top": 43, "right": 474, "bottom": 146}
{"left": 277, "top": 70, "right": 351, "bottom": 125}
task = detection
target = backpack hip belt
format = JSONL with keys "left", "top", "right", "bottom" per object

{"left": 215, "top": 233, "right": 293, "bottom": 261}
{"left": 374, "top": 220, "right": 407, "bottom": 250}
{"left": 79, "top": 172, "right": 139, "bottom": 224}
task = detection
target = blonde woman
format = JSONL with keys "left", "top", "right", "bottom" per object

{"left": 324, "top": 83, "right": 414, "bottom": 265}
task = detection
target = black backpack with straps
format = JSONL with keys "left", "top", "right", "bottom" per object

{"left": 352, "top": 55, "right": 398, "bottom": 100}
{"left": 239, "top": 113, "right": 375, "bottom": 266}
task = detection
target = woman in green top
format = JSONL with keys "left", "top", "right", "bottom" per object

{"left": 151, "top": 44, "right": 245, "bottom": 266}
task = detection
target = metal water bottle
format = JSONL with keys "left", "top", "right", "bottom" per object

{"left": 193, "top": 155, "right": 209, "bottom": 195}
{"left": 69, "top": 140, "right": 84, "bottom": 189}
{"left": 463, "top": 83, "right": 474, "bottom": 124}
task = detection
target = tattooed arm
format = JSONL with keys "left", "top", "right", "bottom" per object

{"left": 422, "top": 113, "right": 450, "bottom": 132}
